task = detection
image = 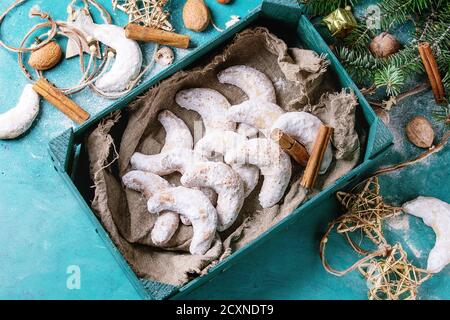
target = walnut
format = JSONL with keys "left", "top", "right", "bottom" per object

{"left": 405, "top": 116, "right": 435, "bottom": 148}
{"left": 369, "top": 32, "right": 401, "bottom": 58}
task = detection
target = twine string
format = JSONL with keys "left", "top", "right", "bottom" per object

{"left": 1, "top": 0, "right": 158, "bottom": 99}
{"left": 319, "top": 175, "right": 434, "bottom": 300}
{"left": 0, "top": 0, "right": 58, "bottom": 53}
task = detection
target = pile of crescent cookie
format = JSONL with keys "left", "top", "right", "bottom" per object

{"left": 122, "top": 65, "right": 333, "bottom": 255}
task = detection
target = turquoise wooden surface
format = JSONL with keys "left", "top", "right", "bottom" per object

{"left": 0, "top": 0, "right": 262, "bottom": 300}
{"left": 176, "top": 1, "right": 450, "bottom": 300}
{"left": 49, "top": 1, "right": 394, "bottom": 299}
{"left": 176, "top": 91, "right": 450, "bottom": 300}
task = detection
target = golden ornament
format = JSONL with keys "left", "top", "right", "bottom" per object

{"left": 323, "top": 6, "right": 358, "bottom": 37}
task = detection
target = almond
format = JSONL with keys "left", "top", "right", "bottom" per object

{"left": 405, "top": 115, "right": 435, "bottom": 148}
{"left": 28, "top": 41, "right": 62, "bottom": 71}
{"left": 183, "top": 0, "right": 210, "bottom": 32}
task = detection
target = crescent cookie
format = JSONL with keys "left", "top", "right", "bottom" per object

{"left": 217, "top": 65, "right": 277, "bottom": 103}
{"left": 130, "top": 148, "right": 199, "bottom": 175}
{"left": 270, "top": 111, "right": 333, "bottom": 174}
{"left": 130, "top": 149, "right": 217, "bottom": 205}
{"left": 181, "top": 162, "right": 245, "bottom": 231}
{"left": 227, "top": 99, "right": 284, "bottom": 137}
{"left": 147, "top": 186, "right": 218, "bottom": 255}
{"left": 194, "top": 130, "right": 259, "bottom": 197}
{"left": 159, "top": 110, "right": 193, "bottom": 152}
{"left": 122, "top": 170, "right": 170, "bottom": 197}
{"left": 0, "top": 84, "right": 40, "bottom": 140}
{"left": 175, "top": 88, "right": 236, "bottom": 134}
{"left": 224, "top": 138, "right": 292, "bottom": 208}
{"left": 402, "top": 197, "right": 450, "bottom": 273}
{"left": 151, "top": 211, "right": 180, "bottom": 246}
{"left": 72, "top": 15, "right": 143, "bottom": 93}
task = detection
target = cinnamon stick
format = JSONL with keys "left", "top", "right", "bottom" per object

{"left": 271, "top": 128, "right": 309, "bottom": 166}
{"left": 418, "top": 42, "right": 446, "bottom": 104}
{"left": 32, "top": 77, "right": 90, "bottom": 124}
{"left": 125, "top": 24, "right": 190, "bottom": 49}
{"left": 300, "top": 125, "right": 333, "bottom": 189}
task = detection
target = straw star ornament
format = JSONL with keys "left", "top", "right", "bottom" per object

{"left": 113, "top": 0, "right": 173, "bottom": 31}
{"left": 320, "top": 177, "right": 432, "bottom": 300}
{"left": 359, "top": 243, "right": 431, "bottom": 300}
{"left": 335, "top": 177, "right": 402, "bottom": 245}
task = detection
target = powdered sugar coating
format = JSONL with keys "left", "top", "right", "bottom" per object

{"left": 218, "top": 65, "right": 277, "bottom": 103}
{"left": 175, "top": 88, "right": 236, "bottom": 134}
{"left": 224, "top": 138, "right": 292, "bottom": 208}
{"left": 151, "top": 211, "right": 180, "bottom": 246}
{"left": 232, "top": 164, "right": 260, "bottom": 198}
{"left": 159, "top": 110, "right": 193, "bottom": 152}
{"left": 227, "top": 99, "right": 284, "bottom": 137}
{"left": 237, "top": 123, "right": 259, "bottom": 139}
{"left": 402, "top": 196, "right": 450, "bottom": 273}
{"left": 181, "top": 161, "right": 245, "bottom": 231}
{"left": 0, "top": 84, "right": 40, "bottom": 140}
{"left": 194, "top": 130, "right": 259, "bottom": 197}
{"left": 130, "top": 148, "right": 199, "bottom": 175}
{"left": 130, "top": 149, "right": 217, "bottom": 205}
{"left": 122, "top": 171, "right": 180, "bottom": 246}
{"left": 74, "top": 16, "right": 142, "bottom": 93}
{"left": 122, "top": 170, "right": 170, "bottom": 198}
{"left": 271, "top": 112, "right": 333, "bottom": 174}
{"left": 147, "top": 186, "right": 218, "bottom": 255}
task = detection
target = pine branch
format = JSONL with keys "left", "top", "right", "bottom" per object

{"left": 307, "top": 0, "right": 449, "bottom": 99}
{"left": 383, "top": 45, "right": 424, "bottom": 76}
{"left": 378, "top": 0, "right": 433, "bottom": 30}
{"left": 374, "top": 65, "right": 405, "bottom": 96}
{"left": 432, "top": 104, "right": 450, "bottom": 129}
{"left": 344, "top": 24, "right": 373, "bottom": 49}
{"left": 303, "top": 0, "right": 361, "bottom": 16}
{"left": 335, "top": 46, "right": 380, "bottom": 84}
{"left": 443, "top": 68, "right": 450, "bottom": 94}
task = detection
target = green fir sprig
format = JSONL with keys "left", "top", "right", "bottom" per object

{"left": 374, "top": 65, "right": 405, "bottom": 96}
{"left": 378, "top": 0, "right": 433, "bottom": 30}
{"left": 304, "top": 0, "right": 450, "bottom": 126}
{"left": 302, "top": 0, "right": 361, "bottom": 16}
{"left": 432, "top": 104, "right": 450, "bottom": 129}
{"left": 306, "top": 0, "right": 450, "bottom": 100}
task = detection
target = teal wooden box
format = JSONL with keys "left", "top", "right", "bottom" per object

{"left": 48, "top": 1, "right": 393, "bottom": 300}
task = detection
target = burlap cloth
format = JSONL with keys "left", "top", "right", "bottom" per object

{"left": 86, "top": 28, "right": 361, "bottom": 286}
